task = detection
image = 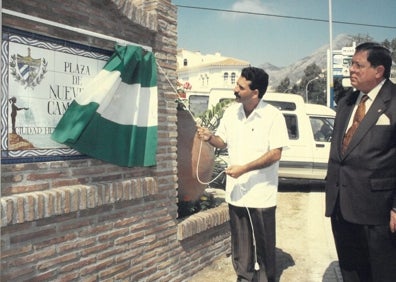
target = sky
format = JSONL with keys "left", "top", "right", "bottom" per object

{"left": 172, "top": 0, "right": 396, "bottom": 67}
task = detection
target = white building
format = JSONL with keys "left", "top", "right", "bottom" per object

{"left": 176, "top": 49, "right": 250, "bottom": 115}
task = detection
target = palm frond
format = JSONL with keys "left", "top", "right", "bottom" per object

{"left": 198, "top": 99, "right": 234, "bottom": 131}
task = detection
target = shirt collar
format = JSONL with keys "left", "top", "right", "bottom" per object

{"left": 361, "top": 79, "right": 386, "bottom": 101}
{"left": 237, "top": 100, "right": 267, "bottom": 119}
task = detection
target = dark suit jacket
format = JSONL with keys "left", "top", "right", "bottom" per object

{"left": 325, "top": 79, "right": 396, "bottom": 225}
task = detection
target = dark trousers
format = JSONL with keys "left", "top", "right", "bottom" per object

{"left": 229, "top": 204, "right": 276, "bottom": 282}
{"left": 331, "top": 203, "right": 396, "bottom": 282}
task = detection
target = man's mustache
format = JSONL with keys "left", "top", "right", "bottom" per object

{"left": 234, "top": 92, "right": 241, "bottom": 98}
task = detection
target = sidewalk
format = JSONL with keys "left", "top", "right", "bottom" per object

{"left": 190, "top": 185, "right": 343, "bottom": 282}
{"left": 189, "top": 252, "right": 342, "bottom": 282}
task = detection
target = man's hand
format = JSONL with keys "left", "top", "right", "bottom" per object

{"left": 225, "top": 165, "right": 245, "bottom": 179}
{"left": 390, "top": 209, "right": 396, "bottom": 233}
{"left": 196, "top": 125, "right": 212, "bottom": 142}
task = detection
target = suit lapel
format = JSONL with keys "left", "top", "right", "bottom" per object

{"left": 336, "top": 91, "right": 359, "bottom": 158}
{"left": 342, "top": 81, "right": 392, "bottom": 157}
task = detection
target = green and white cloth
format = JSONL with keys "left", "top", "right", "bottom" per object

{"left": 52, "top": 45, "right": 157, "bottom": 167}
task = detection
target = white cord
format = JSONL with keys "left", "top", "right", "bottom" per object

{"left": 246, "top": 205, "right": 260, "bottom": 271}
{"left": 239, "top": 184, "right": 260, "bottom": 271}
{"left": 156, "top": 62, "right": 196, "bottom": 121}
{"left": 195, "top": 139, "right": 226, "bottom": 185}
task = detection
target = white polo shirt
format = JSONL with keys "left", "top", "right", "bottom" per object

{"left": 216, "top": 100, "right": 289, "bottom": 208}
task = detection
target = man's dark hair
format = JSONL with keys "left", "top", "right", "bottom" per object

{"left": 240, "top": 67, "right": 269, "bottom": 98}
{"left": 355, "top": 42, "right": 392, "bottom": 79}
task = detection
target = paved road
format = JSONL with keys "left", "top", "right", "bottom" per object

{"left": 190, "top": 180, "right": 343, "bottom": 282}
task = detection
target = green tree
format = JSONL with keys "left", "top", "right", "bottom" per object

{"left": 300, "top": 63, "right": 325, "bottom": 104}
{"left": 333, "top": 77, "right": 349, "bottom": 105}
{"left": 383, "top": 39, "right": 391, "bottom": 49}
{"left": 276, "top": 77, "right": 291, "bottom": 93}
{"left": 291, "top": 84, "right": 300, "bottom": 94}
{"left": 390, "top": 38, "right": 396, "bottom": 62}
{"left": 351, "top": 34, "right": 374, "bottom": 45}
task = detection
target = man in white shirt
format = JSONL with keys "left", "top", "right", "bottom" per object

{"left": 197, "top": 67, "right": 288, "bottom": 282}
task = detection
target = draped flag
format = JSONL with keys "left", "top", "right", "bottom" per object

{"left": 51, "top": 45, "right": 158, "bottom": 167}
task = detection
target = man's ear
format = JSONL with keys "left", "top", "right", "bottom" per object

{"left": 375, "top": 65, "right": 385, "bottom": 78}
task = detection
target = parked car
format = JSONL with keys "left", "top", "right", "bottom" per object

{"left": 189, "top": 92, "right": 336, "bottom": 187}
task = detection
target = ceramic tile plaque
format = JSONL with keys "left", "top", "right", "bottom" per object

{"left": 1, "top": 28, "right": 111, "bottom": 163}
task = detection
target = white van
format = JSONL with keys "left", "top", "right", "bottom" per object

{"left": 263, "top": 93, "right": 335, "bottom": 180}
{"left": 187, "top": 92, "right": 336, "bottom": 180}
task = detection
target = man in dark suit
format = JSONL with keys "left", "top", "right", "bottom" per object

{"left": 325, "top": 42, "right": 396, "bottom": 282}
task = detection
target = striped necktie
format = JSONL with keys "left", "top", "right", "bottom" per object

{"left": 342, "top": 95, "right": 369, "bottom": 154}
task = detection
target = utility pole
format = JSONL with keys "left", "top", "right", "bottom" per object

{"left": 327, "top": 0, "right": 334, "bottom": 108}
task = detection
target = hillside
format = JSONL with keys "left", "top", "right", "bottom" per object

{"left": 264, "top": 34, "right": 355, "bottom": 89}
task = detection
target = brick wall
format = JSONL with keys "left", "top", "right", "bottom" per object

{"left": 1, "top": 0, "right": 230, "bottom": 281}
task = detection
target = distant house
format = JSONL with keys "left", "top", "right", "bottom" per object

{"left": 176, "top": 49, "right": 250, "bottom": 115}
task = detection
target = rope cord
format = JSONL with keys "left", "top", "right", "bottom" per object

{"left": 195, "top": 138, "right": 226, "bottom": 185}
{"left": 246, "top": 205, "right": 260, "bottom": 271}
{"left": 238, "top": 185, "right": 260, "bottom": 271}
{"left": 156, "top": 62, "right": 227, "bottom": 186}
{"left": 156, "top": 62, "right": 196, "bottom": 121}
